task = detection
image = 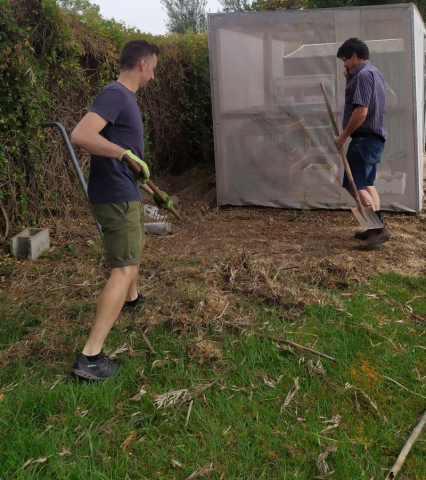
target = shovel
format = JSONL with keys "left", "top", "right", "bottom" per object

{"left": 122, "top": 154, "right": 183, "bottom": 221}
{"left": 320, "top": 82, "right": 383, "bottom": 230}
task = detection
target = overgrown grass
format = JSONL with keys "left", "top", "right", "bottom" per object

{"left": 1, "top": 273, "right": 426, "bottom": 479}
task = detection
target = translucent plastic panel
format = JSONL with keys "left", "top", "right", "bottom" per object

{"left": 209, "top": 5, "right": 424, "bottom": 212}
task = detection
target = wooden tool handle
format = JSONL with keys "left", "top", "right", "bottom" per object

{"left": 122, "top": 154, "right": 142, "bottom": 176}
{"left": 320, "top": 82, "right": 340, "bottom": 137}
{"left": 146, "top": 179, "right": 183, "bottom": 221}
{"left": 320, "top": 82, "right": 363, "bottom": 208}
{"left": 122, "top": 154, "right": 183, "bottom": 221}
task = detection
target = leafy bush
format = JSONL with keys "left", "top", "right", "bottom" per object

{"left": 0, "top": 0, "right": 213, "bottom": 231}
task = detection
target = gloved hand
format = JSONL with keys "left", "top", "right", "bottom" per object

{"left": 152, "top": 190, "right": 173, "bottom": 210}
{"left": 119, "top": 150, "right": 150, "bottom": 184}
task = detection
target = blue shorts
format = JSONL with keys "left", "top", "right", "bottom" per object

{"left": 342, "top": 137, "right": 385, "bottom": 190}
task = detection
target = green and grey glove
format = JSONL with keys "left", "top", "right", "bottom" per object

{"left": 119, "top": 150, "right": 150, "bottom": 184}
{"left": 152, "top": 190, "right": 173, "bottom": 210}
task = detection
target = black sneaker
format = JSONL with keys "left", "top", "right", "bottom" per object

{"left": 72, "top": 352, "right": 122, "bottom": 381}
{"left": 121, "top": 293, "right": 146, "bottom": 313}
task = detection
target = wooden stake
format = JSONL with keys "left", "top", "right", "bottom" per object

{"left": 384, "top": 410, "right": 426, "bottom": 480}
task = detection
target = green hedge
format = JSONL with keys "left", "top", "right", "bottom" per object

{"left": 0, "top": 0, "right": 213, "bottom": 230}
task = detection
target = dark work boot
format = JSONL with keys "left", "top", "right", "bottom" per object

{"left": 355, "top": 210, "right": 386, "bottom": 241}
{"left": 354, "top": 230, "right": 370, "bottom": 240}
{"left": 364, "top": 223, "right": 392, "bottom": 249}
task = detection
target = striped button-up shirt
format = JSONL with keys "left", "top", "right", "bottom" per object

{"left": 343, "top": 61, "right": 387, "bottom": 141}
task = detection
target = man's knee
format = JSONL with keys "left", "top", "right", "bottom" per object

{"left": 358, "top": 189, "right": 372, "bottom": 207}
{"left": 111, "top": 264, "right": 139, "bottom": 280}
{"left": 365, "top": 185, "right": 378, "bottom": 195}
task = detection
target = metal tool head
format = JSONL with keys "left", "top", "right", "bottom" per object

{"left": 351, "top": 206, "right": 384, "bottom": 230}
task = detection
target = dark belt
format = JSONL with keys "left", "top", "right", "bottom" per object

{"left": 351, "top": 131, "right": 385, "bottom": 143}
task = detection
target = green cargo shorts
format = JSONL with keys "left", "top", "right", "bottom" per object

{"left": 91, "top": 201, "right": 144, "bottom": 268}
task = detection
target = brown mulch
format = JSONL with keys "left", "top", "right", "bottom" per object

{"left": 1, "top": 165, "right": 426, "bottom": 365}
{"left": 152, "top": 166, "right": 426, "bottom": 280}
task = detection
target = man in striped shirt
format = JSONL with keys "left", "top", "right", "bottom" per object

{"left": 335, "top": 38, "right": 391, "bottom": 248}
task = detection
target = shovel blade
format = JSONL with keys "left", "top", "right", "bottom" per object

{"left": 350, "top": 205, "right": 383, "bottom": 230}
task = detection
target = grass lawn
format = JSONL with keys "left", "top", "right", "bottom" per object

{"left": 1, "top": 264, "right": 426, "bottom": 479}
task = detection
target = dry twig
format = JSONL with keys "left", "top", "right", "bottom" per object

{"left": 154, "top": 383, "right": 213, "bottom": 409}
{"left": 383, "top": 375, "right": 426, "bottom": 400}
{"left": 185, "top": 399, "right": 194, "bottom": 427}
{"left": 320, "top": 415, "right": 342, "bottom": 434}
{"left": 186, "top": 462, "right": 214, "bottom": 479}
{"left": 261, "top": 333, "right": 337, "bottom": 362}
{"left": 222, "top": 321, "right": 337, "bottom": 362}
{"left": 316, "top": 445, "right": 337, "bottom": 476}
{"left": 384, "top": 410, "right": 426, "bottom": 480}
{"left": 140, "top": 328, "right": 157, "bottom": 355}
{"left": 281, "top": 377, "right": 300, "bottom": 411}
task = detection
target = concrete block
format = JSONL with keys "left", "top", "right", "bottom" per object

{"left": 145, "top": 223, "right": 172, "bottom": 235}
{"left": 10, "top": 228, "right": 50, "bottom": 260}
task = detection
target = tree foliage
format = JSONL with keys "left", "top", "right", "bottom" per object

{"left": 305, "top": 0, "right": 425, "bottom": 20}
{"left": 220, "top": 0, "right": 306, "bottom": 11}
{"left": 219, "top": 0, "right": 255, "bottom": 11}
{"left": 161, "top": 0, "right": 208, "bottom": 34}
{"left": 253, "top": 0, "right": 306, "bottom": 9}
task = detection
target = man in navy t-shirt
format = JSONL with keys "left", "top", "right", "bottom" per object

{"left": 70, "top": 40, "right": 163, "bottom": 380}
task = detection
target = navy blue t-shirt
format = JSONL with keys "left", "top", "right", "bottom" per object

{"left": 88, "top": 81, "right": 143, "bottom": 204}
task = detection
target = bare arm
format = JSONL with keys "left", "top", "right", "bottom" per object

{"left": 342, "top": 106, "right": 368, "bottom": 137}
{"left": 334, "top": 106, "right": 368, "bottom": 149}
{"left": 71, "top": 112, "right": 126, "bottom": 159}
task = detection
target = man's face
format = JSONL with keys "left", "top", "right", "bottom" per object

{"left": 139, "top": 54, "right": 158, "bottom": 88}
{"left": 342, "top": 53, "right": 361, "bottom": 72}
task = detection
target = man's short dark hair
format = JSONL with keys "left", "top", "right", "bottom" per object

{"left": 337, "top": 38, "right": 369, "bottom": 60}
{"left": 120, "top": 40, "right": 160, "bottom": 70}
